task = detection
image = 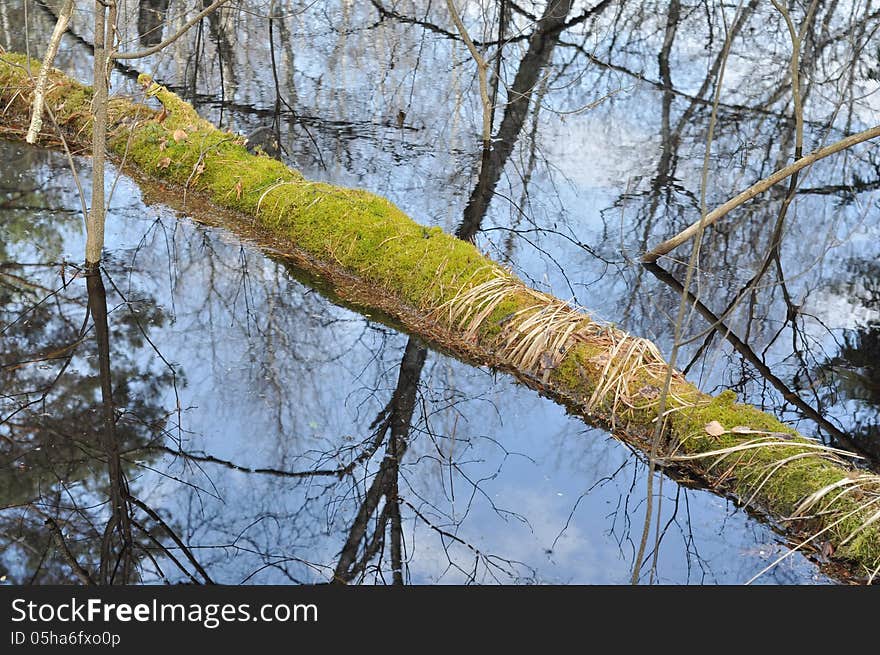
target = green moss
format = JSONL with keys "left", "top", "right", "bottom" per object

{"left": 550, "top": 341, "right": 607, "bottom": 400}
{"left": 666, "top": 389, "right": 880, "bottom": 568}
{"left": 0, "top": 52, "right": 40, "bottom": 78}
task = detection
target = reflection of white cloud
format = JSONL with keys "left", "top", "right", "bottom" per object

{"left": 806, "top": 288, "right": 880, "bottom": 332}
{"left": 849, "top": 79, "right": 880, "bottom": 127}
{"left": 544, "top": 110, "right": 661, "bottom": 191}
{"left": 403, "top": 483, "right": 628, "bottom": 585}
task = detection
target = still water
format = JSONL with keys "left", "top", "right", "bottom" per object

{"left": 2, "top": 0, "right": 879, "bottom": 584}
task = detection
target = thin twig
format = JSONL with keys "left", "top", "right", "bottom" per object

{"left": 126, "top": 495, "right": 214, "bottom": 584}
{"left": 445, "top": 0, "right": 492, "bottom": 144}
{"left": 45, "top": 517, "right": 96, "bottom": 585}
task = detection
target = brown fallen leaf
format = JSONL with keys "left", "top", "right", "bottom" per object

{"left": 704, "top": 420, "right": 725, "bottom": 437}
{"left": 637, "top": 385, "right": 660, "bottom": 401}
{"left": 157, "top": 156, "right": 171, "bottom": 169}
{"left": 158, "top": 137, "right": 168, "bottom": 151}
{"left": 172, "top": 128, "right": 188, "bottom": 143}
{"left": 234, "top": 179, "right": 243, "bottom": 200}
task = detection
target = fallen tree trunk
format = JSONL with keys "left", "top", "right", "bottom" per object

{"left": 1, "top": 53, "right": 878, "bottom": 582}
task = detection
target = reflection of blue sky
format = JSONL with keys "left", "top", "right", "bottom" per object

{"left": 1, "top": 143, "right": 832, "bottom": 583}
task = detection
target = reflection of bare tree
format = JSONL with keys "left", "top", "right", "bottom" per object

{"left": 0, "top": 156, "right": 209, "bottom": 583}
{"left": 325, "top": 3, "right": 601, "bottom": 580}
{"left": 0, "top": 260, "right": 170, "bottom": 583}
{"left": 457, "top": 0, "right": 585, "bottom": 241}
{"left": 333, "top": 337, "right": 425, "bottom": 584}
{"left": 86, "top": 265, "right": 136, "bottom": 583}
{"left": 0, "top": 259, "right": 223, "bottom": 584}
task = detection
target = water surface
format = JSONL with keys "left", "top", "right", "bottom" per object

{"left": 3, "top": 0, "right": 879, "bottom": 584}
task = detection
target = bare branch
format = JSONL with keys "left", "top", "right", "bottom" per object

{"left": 127, "top": 495, "right": 214, "bottom": 584}
{"left": 45, "top": 517, "right": 96, "bottom": 585}
{"left": 25, "top": 0, "right": 74, "bottom": 144}
{"left": 445, "top": 0, "right": 492, "bottom": 144}
{"left": 112, "top": 0, "right": 232, "bottom": 61}
{"left": 642, "top": 124, "right": 880, "bottom": 263}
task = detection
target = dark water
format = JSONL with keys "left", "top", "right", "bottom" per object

{"left": 3, "top": 0, "right": 879, "bottom": 584}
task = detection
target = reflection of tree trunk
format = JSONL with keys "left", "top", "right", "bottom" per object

{"left": 86, "top": 265, "right": 135, "bottom": 583}
{"left": 652, "top": 0, "right": 680, "bottom": 194}
{"left": 631, "top": 0, "right": 682, "bottom": 220}
{"left": 621, "top": 0, "right": 684, "bottom": 326}
{"left": 187, "top": 11, "right": 204, "bottom": 100}
{"left": 332, "top": 337, "right": 426, "bottom": 584}
{"left": 138, "top": 0, "right": 171, "bottom": 48}
{"left": 456, "top": 0, "right": 578, "bottom": 241}
{"left": 205, "top": 0, "right": 237, "bottom": 99}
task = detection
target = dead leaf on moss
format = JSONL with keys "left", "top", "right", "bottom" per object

{"left": 637, "top": 385, "right": 660, "bottom": 400}
{"left": 158, "top": 137, "right": 168, "bottom": 151}
{"left": 705, "top": 420, "right": 725, "bottom": 437}
{"left": 172, "top": 128, "right": 188, "bottom": 143}
{"left": 234, "top": 179, "right": 243, "bottom": 200}
{"left": 157, "top": 156, "right": 171, "bottom": 169}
